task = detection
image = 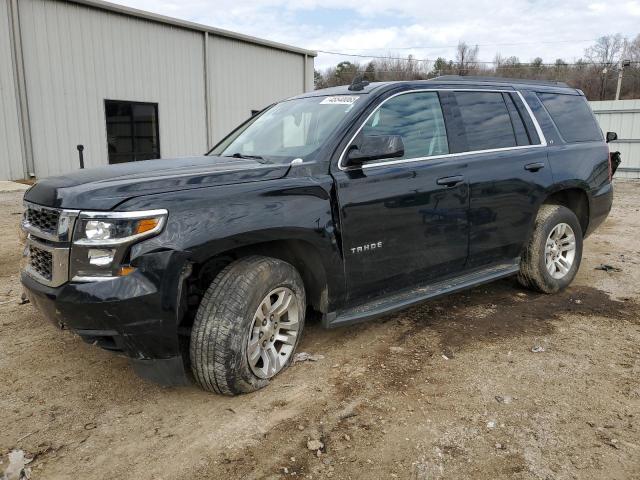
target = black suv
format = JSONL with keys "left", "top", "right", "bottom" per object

{"left": 21, "top": 76, "right": 616, "bottom": 395}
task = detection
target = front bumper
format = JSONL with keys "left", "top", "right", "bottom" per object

{"left": 21, "top": 253, "right": 190, "bottom": 386}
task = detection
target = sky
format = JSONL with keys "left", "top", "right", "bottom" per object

{"left": 109, "top": 0, "right": 640, "bottom": 70}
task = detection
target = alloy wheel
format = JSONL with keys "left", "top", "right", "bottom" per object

{"left": 544, "top": 222, "right": 576, "bottom": 279}
{"left": 247, "top": 287, "right": 300, "bottom": 379}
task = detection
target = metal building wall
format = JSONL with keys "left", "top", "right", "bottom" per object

{"left": 0, "top": 0, "right": 315, "bottom": 180}
{"left": 16, "top": 0, "right": 208, "bottom": 178}
{"left": 0, "top": 0, "right": 26, "bottom": 180}
{"left": 591, "top": 99, "right": 640, "bottom": 179}
{"left": 208, "top": 35, "right": 308, "bottom": 143}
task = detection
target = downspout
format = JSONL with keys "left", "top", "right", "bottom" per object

{"left": 8, "top": 0, "right": 35, "bottom": 178}
{"left": 203, "top": 31, "right": 212, "bottom": 150}
{"left": 303, "top": 53, "right": 308, "bottom": 93}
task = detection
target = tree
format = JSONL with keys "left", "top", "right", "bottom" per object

{"left": 313, "top": 69, "right": 325, "bottom": 89}
{"left": 455, "top": 41, "right": 479, "bottom": 75}
{"left": 585, "top": 35, "right": 624, "bottom": 99}
{"left": 335, "top": 61, "right": 357, "bottom": 77}
{"left": 585, "top": 34, "right": 624, "bottom": 67}
{"left": 627, "top": 34, "right": 640, "bottom": 62}
{"left": 314, "top": 34, "right": 640, "bottom": 99}
{"left": 432, "top": 57, "right": 452, "bottom": 76}
{"left": 364, "top": 61, "right": 376, "bottom": 81}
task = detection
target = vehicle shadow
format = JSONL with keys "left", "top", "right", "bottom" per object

{"left": 304, "top": 279, "right": 635, "bottom": 355}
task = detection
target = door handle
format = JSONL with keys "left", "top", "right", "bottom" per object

{"left": 524, "top": 162, "right": 545, "bottom": 172}
{"left": 436, "top": 175, "right": 464, "bottom": 187}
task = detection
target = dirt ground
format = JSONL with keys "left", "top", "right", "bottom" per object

{"left": 1, "top": 181, "right": 639, "bottom": 480}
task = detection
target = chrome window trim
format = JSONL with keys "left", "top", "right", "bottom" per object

{"left": 337, "top": 88, "right": 548, "bottom": 171}
{"left": 73, "top": 209, "right": 168, "bottom": 246}
{"left": 24, "top": 235, "right": 70, "bottom": 288}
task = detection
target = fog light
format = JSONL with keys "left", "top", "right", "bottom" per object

{"left": 87, "top": 248, "right": 115, "bottom": 266}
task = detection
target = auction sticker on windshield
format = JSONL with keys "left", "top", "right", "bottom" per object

{"left": 320, "top": 96, "right": 359, "bottom": 105}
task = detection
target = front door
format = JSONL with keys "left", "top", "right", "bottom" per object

{"left": 332, "top": 91, "right": 470, "bottom": 303}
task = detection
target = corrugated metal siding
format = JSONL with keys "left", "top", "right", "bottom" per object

{"left": 208, "top": 35, "right": 306, "bottom": 142}
{"left": 590, "top": 99, "right": 640, "bottom": 179}
{"left": 17, "top": 0, "right": 207, "bottom": 177}
{"left": 0, "top": 0, "right": 25, "bottom": 180}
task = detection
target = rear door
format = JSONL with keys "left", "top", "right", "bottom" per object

{"left": 446, "top": 90, "right": 554, "bottom": 268}
{"left": 332, "top": 90, "right": 470, "bottom": 303}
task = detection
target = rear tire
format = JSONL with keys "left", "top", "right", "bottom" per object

{"left": 518, "top": 204, "right": 583, "bottom": 293}
{"left": 190, "top": 256, "right": 306, "bottom": 395}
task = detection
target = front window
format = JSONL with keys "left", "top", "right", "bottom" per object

{"left": 211, "top": 95, "right": 361, "bottom": 164}
{"left": 360, "top": 91, "right": 449, "bottom": 160}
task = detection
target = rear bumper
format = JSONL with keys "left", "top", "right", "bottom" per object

{"left": 586, "top": 182, "right": 613, "bottom": 237}
{"left": 21, "top": 252, "right": 191, "bottom": 386}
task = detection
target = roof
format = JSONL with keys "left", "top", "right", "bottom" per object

{"left": 293, "top": 82, "right": 388, "bottom": 98}
{"left": 432, "top": 75, "right": 570, "bottom": 88}
{"left": 300, "top": 76, "right": 580, "bottom": 99}
{"left": 64, "top": 0, "right": 317, "bottom": 57}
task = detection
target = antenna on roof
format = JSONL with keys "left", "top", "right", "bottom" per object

{"left": 348, "top": 74, "right": 370, "bottom": 91}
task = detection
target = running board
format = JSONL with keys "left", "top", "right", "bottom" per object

{"left": 325, "top": 261, "right": 520, "bottom": 328}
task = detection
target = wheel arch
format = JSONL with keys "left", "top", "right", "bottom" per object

{"left": 542, "top": 186, "right": 590, "bottom": 235}
{"left": 183, "top": 238, "right": 334, "bottom": 330}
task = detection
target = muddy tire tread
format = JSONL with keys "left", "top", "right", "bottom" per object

{"left": 190, "top": 256, "right": 305, "bottom": 395}
{"left": 518, "top": 204, "right": 582, "bottom": 294}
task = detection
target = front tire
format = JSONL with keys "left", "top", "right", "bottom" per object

{"left": 190, "top": 256, "right": 306, "bottom": 395}
{"left": 518, "top": 204, "right": 583, "bottom": 293}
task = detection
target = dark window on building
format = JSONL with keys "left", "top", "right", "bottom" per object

{"left": 105, "top": 100, "right": 160, "bottom": 164}
{"left": 454, "top": 92, "right": 517, "bottom": 151}
{"left": 537, "top": 93, "right": 602, "bottom": 143}
{"left": 362, "top": 91, "right": 449, "bottom": 160}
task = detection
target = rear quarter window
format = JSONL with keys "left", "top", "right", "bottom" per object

{"left": 537, "top": 93, "right": 602, "bottom": 143}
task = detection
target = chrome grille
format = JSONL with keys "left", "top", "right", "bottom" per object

{"left": 28, "top": 244, "right": 53, "bottom": 280}
{"left": 21, "top": 203, "right": 79, "bottom": 287}
{"left": 25, "top": 206, "right": 60, "bottom": 236}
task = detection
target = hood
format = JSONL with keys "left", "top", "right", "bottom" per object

{"left": 24, "top": 156, "right": 290, "bottom": 210}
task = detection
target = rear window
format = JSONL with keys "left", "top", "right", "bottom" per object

{"left": 453, "top": 92, "right": 517, "bottom": 151}
{"left": 537, "top": 93, "right": 602, "bottom": 143}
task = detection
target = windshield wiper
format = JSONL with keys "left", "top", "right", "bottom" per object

{"left": 224, "top": 152, "right": 269, "bottom": 163}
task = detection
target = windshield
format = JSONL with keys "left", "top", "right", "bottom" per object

{"left": 210, "top": 95, "right": 361, "bottom": 164}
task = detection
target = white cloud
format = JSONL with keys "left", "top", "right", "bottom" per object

{"left": 625, "top": 1, "right": 640, "bottom": 15}
{"left": 108, "top": 0, "right": 639, "bottom": 69}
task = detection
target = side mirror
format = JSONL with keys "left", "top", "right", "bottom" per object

{"left": 345, "top": 135, "right": 405, "bottom": 166}
{"left": 606, "top": 131, "right": 618, "bottom": 143}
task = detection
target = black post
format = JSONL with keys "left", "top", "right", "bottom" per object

{"left": 77, "top": 144, "right": 84, "bottom": 169}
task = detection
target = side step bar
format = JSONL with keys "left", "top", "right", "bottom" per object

{"left": 325, "top": 261, "right": 520, "bottom": 328}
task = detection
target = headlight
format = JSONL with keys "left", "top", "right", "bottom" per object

{"left": 74, "top": 210, "right": 167, "bottom": 246}
{"left": 70, "top": 209, "right": 167, "bottom": 280}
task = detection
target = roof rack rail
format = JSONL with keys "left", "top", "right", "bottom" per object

{"left": 432, "top": 75, "right": 569, "bottom": 88}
